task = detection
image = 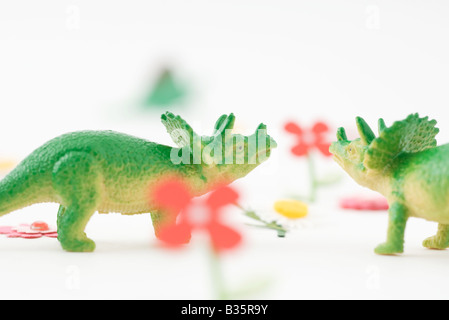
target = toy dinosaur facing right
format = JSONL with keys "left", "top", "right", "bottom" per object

{"left": 329, "top": 113, "right": 449, "bottom": 255}
{"left": 0, "top": 112, "right": 276, "bottom": 252}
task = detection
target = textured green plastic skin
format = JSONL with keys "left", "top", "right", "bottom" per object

{"left": 0, "top": 112, "right": 276, "bottom": 252}
{"left": 330, "top": 113, "right": 449, "bottom": 255}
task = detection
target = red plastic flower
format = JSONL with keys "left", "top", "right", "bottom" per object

{"left": 284, "top": 121, "right": 332, "bottom": 157}
{"left": 0, "top": 221, "right": 57, "bottom": 239}
{"left": 152, "top": 179, "right": 242, "bottom": 252}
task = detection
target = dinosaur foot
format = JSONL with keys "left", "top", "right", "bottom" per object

{"left": 374, "top": 242, "right": 403, "bottom": 255}
{"left": 422, "top": 236, "right": 449, "bottom": 250}
{"left": 59, "top": 236, "right": 96, "bottom": 252}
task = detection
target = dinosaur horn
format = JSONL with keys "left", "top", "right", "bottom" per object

{"left": 224, "top": 113, "right": 235, "bottom": 131}
{"left": 356, "top": 116, "right": 375, "bottom": 145}
{"left": 378, "top": 118, "right": 386, "bottom": 135}
{"left": 214, "top": 113, "right": 235, "bottom": 136}
{"left": 336, "top": 127, "right": 348, "bottom": 141}
{"left": 257, "top": 123, "right": 267, "bottom": 131}
{"left": 213, "top": 115, "right": 228, "bottom": 134}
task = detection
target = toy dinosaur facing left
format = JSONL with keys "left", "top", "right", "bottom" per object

{"left": 329, "top": 113, "right": 449, "bottom": 255}
{"left": 0, "top": 112, "right": 277, "bottom": 252}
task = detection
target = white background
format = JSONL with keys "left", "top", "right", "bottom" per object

{"left": 0, "top": 0, "right": 449, "bottom": 300}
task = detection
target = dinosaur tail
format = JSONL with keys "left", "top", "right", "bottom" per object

{"left": 0, "top": 163, "right": 54, "bottom": 217}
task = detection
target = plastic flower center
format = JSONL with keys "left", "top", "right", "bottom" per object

{"left": 188, "top": 205, "right": 211, "bottom": 227}
{"left": 301, "top": 131, "right": 317, "bottom": 146}
{"left": 30, "top": 221, "right": 49, "bottom": 231}
{"left": 274, "top": 200, "right": 308, "bottom": 219}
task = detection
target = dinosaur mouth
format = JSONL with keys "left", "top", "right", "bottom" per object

{"left": 257, "top": 148, "right": 271, "bottom": 158}
{"left": 245, "top": 147, "right": 272, "bottom": 164}
{"left": 332, "top": 154, "right": 343, "bottom": 166}
{"left": 252, "top": 137, "right": 277, "bottom": 163}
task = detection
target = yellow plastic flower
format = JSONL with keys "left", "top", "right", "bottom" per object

{"left": 274, "top": 199, "right": 308, "bottom": 219}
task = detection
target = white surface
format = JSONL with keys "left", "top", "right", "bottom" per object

{"left": 1, "top": 0, "right": 449, "bottom": 300}
{"left": 0, "top": 179, "right": 448, "bottom": 300}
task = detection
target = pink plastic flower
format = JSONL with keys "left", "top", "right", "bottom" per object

{"left": 0, "top": 221, "right": 57, "bottom": 239}
{"left": 340, "top": 196, "right": 389, "bottom": 211}
{"left": 284, "top": 121, "right": 332, "bottom": 157}
{"left": 152, "top": 178, "right": 242, "bottom": 252}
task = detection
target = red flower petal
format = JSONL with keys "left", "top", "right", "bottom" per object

{"left": 0, "top": 226, "right": 13, "bottom": 234}
{"left": 44, "top": 232, "right": 58, "bottom": 238}
{"left": 19, "top": 233, "right": 43, "bottom": 239}
{"left": 208, "top": 223, "right": 242, "bottom": 252}
{"left": 291, "top": 143, "right": 309, "bottom": 156}
{"left": 158, "top": 223, "right": 192, "bottom": 247}
{"left": 314, "top": 141, "right": 332, "bottom": 156}
{"left": 206, "top": 186, "right": 239, "bottom": 210}
{"left": 153, "top": 179, "right": 192, "bottom": 213}
{"left": 284, "top": 122, "right": 303, "bottom": 135}
{"left": 7, "top": 232, "right": 21, "bottom": 238}
{"left": 311, "top": 122, "right": 329, "bottom": 134}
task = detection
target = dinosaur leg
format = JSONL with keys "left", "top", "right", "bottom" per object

{"left": 52, "top": 152, "right": 102, "bottom": 252}
{"left": 375, "top": 202, "right": 408, "bottom": 255}
{"left": 423, "top": 224, "right": 449, "bottom": 250}
{"left": 150, "top": 210, "right": 191, "bottom": 243}
{"left": 57, "top": 205, "right": 66, "bottom": 230}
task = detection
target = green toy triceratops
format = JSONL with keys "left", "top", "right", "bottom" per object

{"left": 329, "top": 113, "right": 449, "bottom": 255}
{"left": 0, "top": 112, "right": 276, "bottom": 252}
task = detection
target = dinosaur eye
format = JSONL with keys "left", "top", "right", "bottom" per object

{"left": 237, "top": 145, "right": 244, "bottom": 151}
{"left": 347, "top": 146, "right": 355, "bottom": 155}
